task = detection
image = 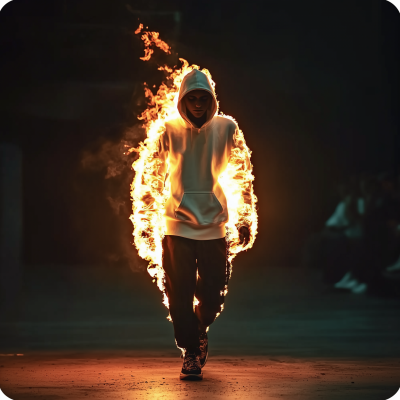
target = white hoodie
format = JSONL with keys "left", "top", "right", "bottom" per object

{"left": 158, "top": 69, "right": 251, "bottom": 240}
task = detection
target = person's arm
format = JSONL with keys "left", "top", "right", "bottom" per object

{"left": 135, "top": 132, "right": 168, "bottom": 218}
{"left": 155, "top": 132, "right": 169, "bottom": 195}
{"left": 230, "top": 126, "right": 255, "bottom": 247}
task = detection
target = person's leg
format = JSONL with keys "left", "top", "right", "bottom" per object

{"left": 162, "top": 235, "right": 200, "bottom": 352}
{"left": 363, "top": 211, "right": 388, "bottom": 285}
{"left": 194, "top": 238, "right": 228, "bottom": 332}
{"left": 322, "top": 231, "right": 350, "bottom": 284}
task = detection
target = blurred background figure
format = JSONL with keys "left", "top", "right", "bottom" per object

{"left": 303, "top": 170, "right": 400, "bottom": 296}
{"left": 302, "top": 175, "right": 364, "bottom": 288}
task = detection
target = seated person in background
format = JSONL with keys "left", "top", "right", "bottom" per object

{"left": 339, "top": 172, "right": 400, "bottom": 294}
{"left": 331, "top": 175, "right": 367, "bottom": 293}
{"left": 302, "top": 175, "right": 363, "bottom": 285}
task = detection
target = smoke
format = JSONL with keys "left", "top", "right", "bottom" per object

{"left": 81, "top": 124, "right": 147, "bottom": 272}
{"left": 81, "top": 125, "right": 144, "bottom": 179}
{"left": 106, "top": 196, "right": 126, "bottom": 215}
{"left": 78, "top": 23, "right": 178, "bottom": 272}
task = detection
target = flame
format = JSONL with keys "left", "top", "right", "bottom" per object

{"left": 134, "top": 23, "right": 143, "bottom": 35}
{"left": 135, "top": 25, "right": 171, "bottom": 61}
{"left": 129, "top": 25, "right": 258, "bottom": 314}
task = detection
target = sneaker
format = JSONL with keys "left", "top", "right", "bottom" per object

{"left": 386, "top": 257, "right": 400, "bottom": 272}
{"left": 180, "top": 352, "right": 203, "bottom": 380}
{"left": 199, "top": 331, "right": 208, "bottom": 368}
{"left": 351, "top": 282, "right": 368, "bottom": 294}
{"left": 334, "top": 272, "right": 359, "bottom": 290}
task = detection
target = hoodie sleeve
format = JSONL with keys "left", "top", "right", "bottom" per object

{"left": 155, "top": 132, "right": 169, "bottom": 193}
{"left": 229, "top": 126, "right": 254, "bottom": 228}
{"left": 135, "top": 133, "right": 168, "bottom": 218}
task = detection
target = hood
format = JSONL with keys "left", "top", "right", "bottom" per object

{"left": 177, "top": 69, "right": 218, "bottom": 127}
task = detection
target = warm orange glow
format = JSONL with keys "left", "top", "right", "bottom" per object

{"left": 129, "top": 25, "right": 258, "bottom": 313}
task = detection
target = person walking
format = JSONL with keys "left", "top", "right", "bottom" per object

{"left": 156, "top": 69, "right": 254, "bottom": 380}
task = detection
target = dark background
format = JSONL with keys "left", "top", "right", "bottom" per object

{"left": 0, "top": 0, "right": 399, "bottom": 269}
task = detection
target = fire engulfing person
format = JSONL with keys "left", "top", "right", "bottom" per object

{"left": 130, "top": 26, "right": 257, "bottom": 380}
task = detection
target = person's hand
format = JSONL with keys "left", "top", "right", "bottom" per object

{"left": 238, "top": 226, "right": 250, "bottom": 246}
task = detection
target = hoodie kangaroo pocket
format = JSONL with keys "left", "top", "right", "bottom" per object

{"left": 175, "top": 192, "right": 224, "bottom": 225}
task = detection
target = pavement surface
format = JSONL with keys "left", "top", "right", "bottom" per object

{"left": 0, "top": 353, "right": 399, "bottom": 400}
{"left": 0, "top": 263, "right": 399, "bottom": 399}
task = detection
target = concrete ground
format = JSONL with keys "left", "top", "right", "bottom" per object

{"left": 0, "top": 353, "right": 399, "bottom": 400}
{"left": 0, "top": 263, "right": 399, "bottom": 399}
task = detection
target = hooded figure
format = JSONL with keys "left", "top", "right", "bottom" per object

{"left": 157, "top": 69, "right": 252, "bottom": 380}
{"left": 177, "top": 68, "right": 218, "bottom": 125}
{"left": 159, "top": 69, "right": 242, "bottom": 240}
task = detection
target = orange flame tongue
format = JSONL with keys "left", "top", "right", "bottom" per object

{"left": 134, "top": 23, "right": 143, "bottom": 35}
{"left": 129, "top": 25, "right": 258, "bottom": 312}
{"left": 135, "top": 23, "right": 171, "bottom": 61}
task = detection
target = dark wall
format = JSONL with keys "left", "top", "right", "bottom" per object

{"left": 0, "top": 0, "right": 399, "bottom": 267}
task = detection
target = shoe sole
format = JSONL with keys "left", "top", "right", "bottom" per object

{"left": 180, "top": 372, "right": 203, "bottom": 381}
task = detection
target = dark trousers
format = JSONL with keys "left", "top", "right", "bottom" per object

{"left": 162, "top": 235, "right": 228, "bottom": 351}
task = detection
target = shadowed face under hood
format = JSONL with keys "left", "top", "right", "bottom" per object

{"left": 177, "top": 69, "right": 218, "bottom": 127}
